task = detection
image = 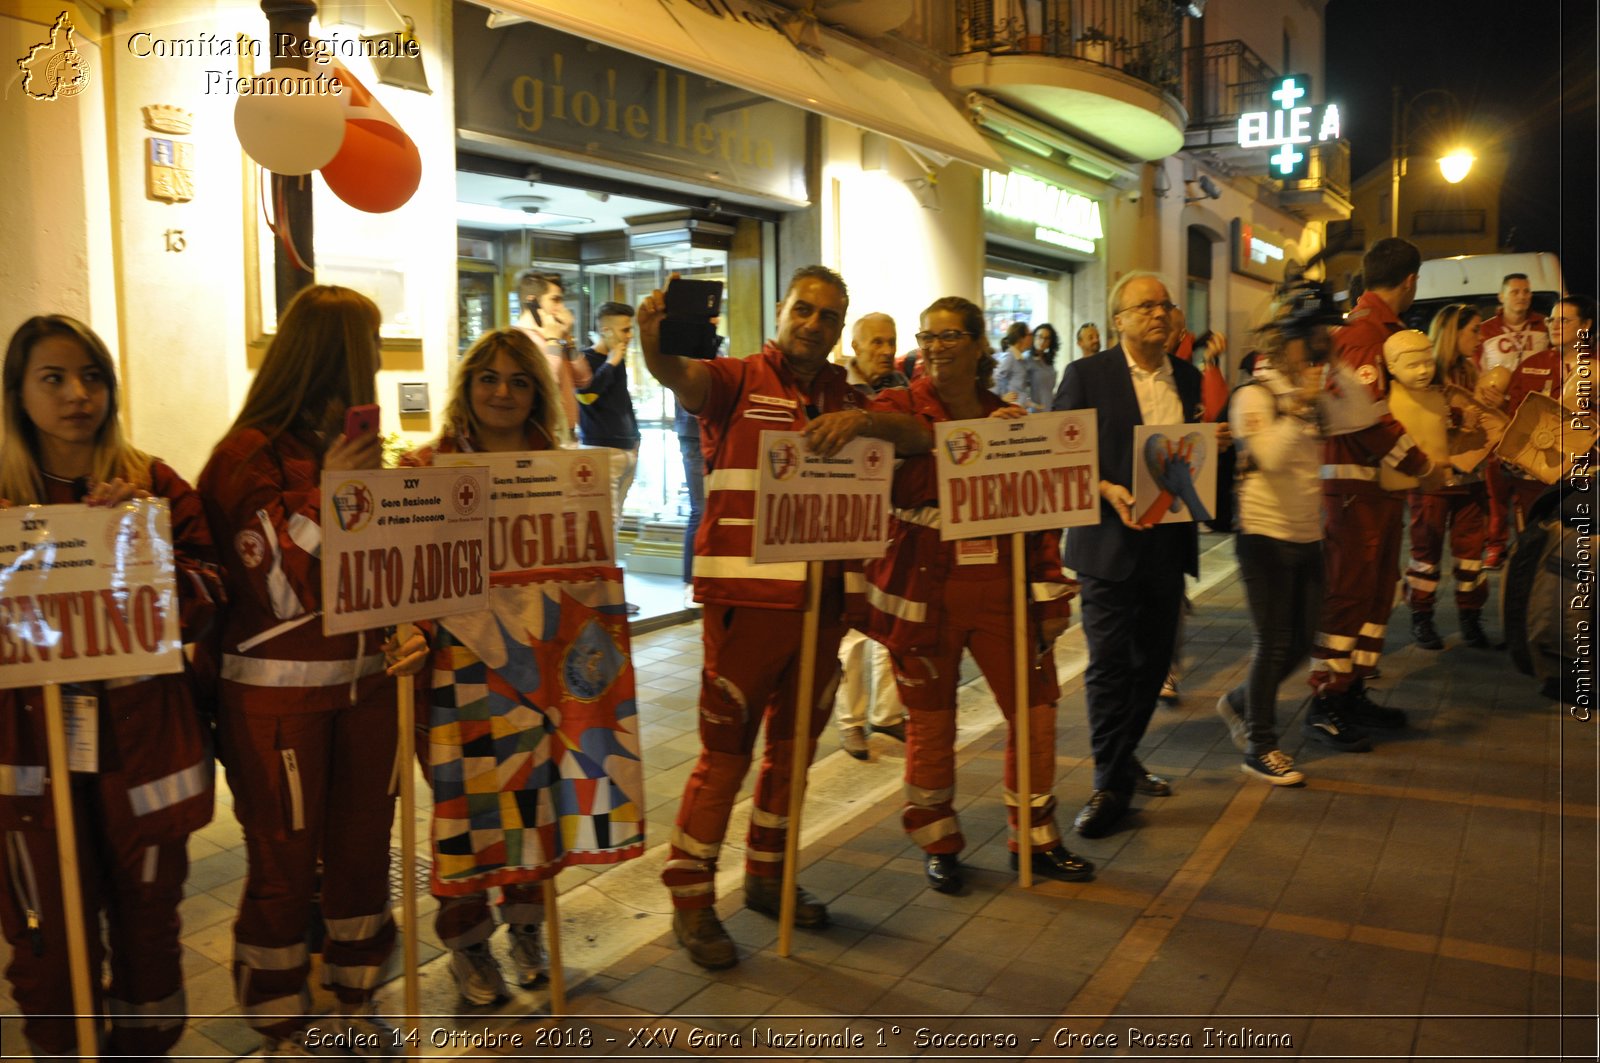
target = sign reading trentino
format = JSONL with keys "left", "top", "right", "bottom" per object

{"left": 320, "top": 466, "right": 491, "bottom": 634}
{"left": 934, "top": 411, "right": 1100, "bottom": 539}
{"left": 1236, "top": 75, "right": 1342, "bottom": 179}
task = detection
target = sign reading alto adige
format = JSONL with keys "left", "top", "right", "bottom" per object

{"left": 0, "top": 501, "right": 181, "bottom": 687}
{"left": 753, "top": 432, "right": 892, "bottom": 563}
{"left": 321, "top": 466, "right": 491, "bottom": 634}
{"left": 934, "top": 411, "right": 1100, "bottom": 539}
{"left": 434, "top": 449, "right": 614, "bottom": 580}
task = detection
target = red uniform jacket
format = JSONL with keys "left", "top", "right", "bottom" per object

{"left": 1321, "top": 291, "right": 1432, "bottom": 495}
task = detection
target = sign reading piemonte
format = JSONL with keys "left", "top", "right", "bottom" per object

{"left": 0, "top": 501, "right": 181, "bottom": 688}
{"left": 752, "top": 432, "right": 893, "bottom": 563}
{"left": 934, "top": 411, "right": 1100, "bottom": 540}
{"left": 320, "top": 466, "right": 491, "bottom": 635}
{"left": 433, "top": 450, "right": 615, "bottom": 581}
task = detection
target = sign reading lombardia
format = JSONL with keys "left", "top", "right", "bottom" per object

{"left": 752, "top": 433, "right": 892, "bottom": 563}
{"left": 0, "top": 501, "right": 180, "bottom": 688}
{"left": 320, "top": 465, "right": 490, "bottom": 635}
{"left": 434, "top": 450, "right": 614, "bottom": 580}
{"left": 934, "top": 411, "right": 1100, "bottom": 540}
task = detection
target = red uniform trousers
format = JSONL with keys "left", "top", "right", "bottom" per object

{"left": 889, "top": 571, "right": 1060, "bottom": 856}
{"left": 218, "top": 685, "right": 397, "bottom": 1037}
{"left": 1311, "top": 491, "right": 1404, "bottom": 695}
{"left": 1406, "top": 487, "right": 1489, "bottom": 614}
{"left": 1485, "top": 457, "right": 1512, "bottom": 552}
{"left": 661, "top": 600, "right": 846, "bottom": 910}
{"left": 0, "top": 785, "right": 190, "bottom": 1058}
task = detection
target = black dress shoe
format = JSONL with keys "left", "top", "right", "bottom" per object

{"left": 873, "top": 720, "right": 907, "bottom": 743}
{"left": 924, "top": 853, "right": 963, "bottom": 894}
{"left": 1073, "top": 789, "right": 1128, "bottom": 839}
{"left": 1131, "top": 759, "right": 1172, "bottom": 797}
{"left": 1010, "top": 845, "right": 1095, "bottom": 882}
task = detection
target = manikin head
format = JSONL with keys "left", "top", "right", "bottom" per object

{"left": 1383, "top": 329, "right": 1437, "bottom": 391}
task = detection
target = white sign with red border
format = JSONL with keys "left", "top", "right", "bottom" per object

{"left": 752, "top": 432, "right": 893, "bottom": 563}
{"left": 934, "top": 411, "right": 1099, "bottom": 540}
{"left": 0, "top": 501, "right": 181, "bottom": 688}
{"left": 434, "top": 450, "right": 615, "bottom": 581}
{"left": 320, "top": 466, "right": 490, "bottom": 635}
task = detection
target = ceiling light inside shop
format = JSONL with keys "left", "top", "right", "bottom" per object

{"left": 455, "top": 202, "right": 594, "bottom": 228}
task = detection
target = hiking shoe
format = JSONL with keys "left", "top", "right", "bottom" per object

{"left": 1460, "top": 610, "right": 1489, "bottom": 648}
{"left": 1411, "top": 614, "right": 1443, "bottom": 650}
{"left": 1302, "top": 698, "right": 1373, "bottom": 752}
{"left": 507, "top": 924, "right": 546, "bottom": 987}
{"left": 743, "top": 873, "right": 829, "bottom": 928}
{"left": 336, "top": 1005, "right": 401, "bottom": 1057}
{"left": 1159, "top": 673, "right": 1180, "bottom": 705}
{"left": 840, "top": 726, "right": 869, "bottom": 760}
{"left": 1242, "top": 749, "right": 1306, "bottom": 787}
{"left": 1215, "top": 691, "right": 1248, "bottom": 752}
{"left": 448, "top": 942, "right": 507, "bottom": 1005}
{"left": 672, "top": 907, "right": 738, "bottom": 970}
{"left": 1343, "top": 685, "right": 1407, "bottom": 730}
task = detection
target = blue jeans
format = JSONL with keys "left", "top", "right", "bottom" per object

{"left": 679, "top": 433, "right": 705, "bottom": 584}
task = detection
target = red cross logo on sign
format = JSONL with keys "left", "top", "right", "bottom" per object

{"left": 865, "top": 448, "right": 881, "bottom": 470}
{"left": 576, "top": 462, "right": 595, "bottom": 485}
{"left": 1063, "top": 424, "right": 1080, "bottom": 442}
{"left": 457, "top": 481, "right": 475, "bottom": 509}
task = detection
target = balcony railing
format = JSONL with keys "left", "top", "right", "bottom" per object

{"left": 1182, "top": 39, "right": 1277, "bottom": 124}
{"left": 954, "top": 0, "right": 1185, "bottom": 97}
{"left": 1281, "top": 139, "right": 1350, "bottom": 203}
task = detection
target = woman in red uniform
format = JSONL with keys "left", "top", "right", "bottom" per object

{"left": 0, "top": 315, "right": 218, "bottom": 1057}
{"left": 863, "top": 296, "right": 1092, "bottom": 895}
{"left": 1404, "top": 303, "right": 1491, "bottom": 649}
{"left": 397, "top": 328, "right": 563, "bottom": 1005}
{"left": 199, "top": 286, "right": 424, "bottom": 1054}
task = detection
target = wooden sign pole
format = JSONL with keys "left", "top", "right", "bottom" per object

{"left": 1010, "top": 534, "right": 1033, "bottom": 889}
{"left": 42, "top": 682, "right": 100, "bottom": 1061}
{"left": 393, "top": 624, "right": 420, "bottom": 1057}
{"left": 776, "top": 562, "right": 823, "bottom": 957}
{"left": 542, "top": 880, "right": 566, "bottom": 1015}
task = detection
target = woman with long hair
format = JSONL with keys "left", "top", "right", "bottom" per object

{"left": 198, "top": 285, "right": 425, "bottom": 1053}
{"left": 0, "top": 315, "right": 219, "bottom": 1057}
{"left": 1403, "top": 303, "right": 1490, "bottom": 649}
{"left": 1027, "top": 322, "right": 1061, "bottom": 412}
{"left": 862, "top": 296, "right": 1091, "bottom": 895}
{"left": 397, "top": 328, "right": 578, "bottom": 1005}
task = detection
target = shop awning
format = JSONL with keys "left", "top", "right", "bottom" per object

{"left": 476, "top": 0, "right": 1005, "bottom": 171}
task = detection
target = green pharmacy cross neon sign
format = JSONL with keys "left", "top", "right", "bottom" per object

{"left": 1236, "top": 75, "right": 1341, "bottom": 179}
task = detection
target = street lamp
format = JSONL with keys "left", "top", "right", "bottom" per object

{"left": 1389, "top": 87, "right": 1473, "bottom": 238}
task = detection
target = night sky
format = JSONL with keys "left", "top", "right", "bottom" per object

{"left": 1324, "top": 0, "right": 1597, "bottom": 296}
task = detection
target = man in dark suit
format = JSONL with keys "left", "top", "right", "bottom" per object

{"left": 1052, "top": 272, "right": 1218, "bottom": 838}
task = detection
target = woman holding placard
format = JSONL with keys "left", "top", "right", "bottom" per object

{"left": 397, "top": 327, "right": 564, "bottom": 1005}
{"left": 0, "top": 315, "right": 219, "bottom": 1057}
{"left": 862, "top": 296, "right": 1092, "bottom": 896}
{"left": 199, "top": 285, "right": 425, "bottom": 1054}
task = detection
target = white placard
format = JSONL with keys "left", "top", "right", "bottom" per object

{"left": 0, "top": 501, "right": 182, "bottom": 688}
{"left": 933, "top": 411, "right": 1099, "bottom": 540}
{"left": 435, "top": 450, "right": 614, "bottom": 580}
{"left": 320, "top": 466, "right": 491, "bottom": 635}
{"left": 1131, "top": 423, "right": 1220, "bottom": 526}
{"left": 751, "top": 432, "right": 893, "bottom": 563}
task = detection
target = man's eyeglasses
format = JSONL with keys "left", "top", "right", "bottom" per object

{"left": 915, "top": 329, "right": 975, "bottom": 349}
{"left": 1116, "top": 300, "right": 1177, "bottom": 317}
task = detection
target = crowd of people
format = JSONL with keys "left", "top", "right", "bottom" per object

{"left": 0, "top": 235, "right": 1588, "bottom": 1049}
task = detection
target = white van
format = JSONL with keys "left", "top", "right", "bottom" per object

{"left": 1408, "top": 252, "right": 1564, "bottom": 331}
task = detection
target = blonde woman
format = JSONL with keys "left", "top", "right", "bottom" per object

{"left": 199, "top": 286, "right": 425, "bottom": 1054}
{"left": 0, "top": 315, "right": 219, "bottom": 1057}
{"left": 397, "top": 328, "right": 574, "bottom": 1005}
{"left": 1403, "top": 303, "right": 1490, "bottom": 649}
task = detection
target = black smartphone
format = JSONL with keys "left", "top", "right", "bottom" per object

{"left": 661, "top": 279, "right": 724, "bottom": 360}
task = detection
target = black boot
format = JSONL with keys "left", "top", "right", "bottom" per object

{"left": 1411, "top": 613, "right": 1443, "bottom": 650}
{"left": 1459, "top": 610, "right": 1489, "bottom": 648}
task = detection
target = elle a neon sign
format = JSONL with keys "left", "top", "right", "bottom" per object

{"left": 1237, "top": 75, "right": 1341, "bottom": 177}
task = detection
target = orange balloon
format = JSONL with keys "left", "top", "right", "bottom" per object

{"left": 320, "top": 119, "right": 422, "bottom": 213}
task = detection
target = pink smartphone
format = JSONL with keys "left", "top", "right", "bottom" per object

{"left": 343, "top": 404, "right": 380, "bottom": 440}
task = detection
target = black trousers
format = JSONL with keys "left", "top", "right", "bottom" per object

{"left": 1230, "top": 533, "right": 1324, "bottom": 753}
{"left": 1077, "top": 530, "right": 1187, "bottom": 792}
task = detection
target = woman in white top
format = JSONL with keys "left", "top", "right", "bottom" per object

{"left": 1214, "top": 309, "right": 1333, "bottom": 784}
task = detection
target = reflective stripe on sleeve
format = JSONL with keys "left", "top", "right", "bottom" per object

{"left": 0, "top": 765, "right": 44, "bottom": 797}
{"left": 221, "top": 653, "right": 385, "bottom": 688}
{"left": 864, "top": 582, "right": 927, "bottom": 624}
{"left": 127, "top": 758, "right": 212, "bottom": 817}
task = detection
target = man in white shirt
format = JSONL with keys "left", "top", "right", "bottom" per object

{"left": 1478, "top": 273, "right": 1551, "bottom": 567}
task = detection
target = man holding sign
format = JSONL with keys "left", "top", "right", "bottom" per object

{"left": 863, "top": 297, "right": 1092, "bottom": 895}
{"left": 1052, "top": 273, "right": 1216, "bottom": 839}
{"left": 638, "top": 267, "right": 928, "bottom": 970}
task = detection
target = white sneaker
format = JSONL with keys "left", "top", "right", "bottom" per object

{"left": 1241, "top": 749, "right": 1306, "bottom": 787}
{"left": 508, "top": 924, "right": 547, "bottom": 987}
{"left": 1159, "top": 673, "right": 1180, "bottom": 705}
{"left": 337, "top": 1005, "right": 402, "bottom": 1057}
{"left": 449, "top": 942, "right": 508, "bottom": 1005}
{"left": 1215, "top": 692, "right": 1248, "bottom": 752}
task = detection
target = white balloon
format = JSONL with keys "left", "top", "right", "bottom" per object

{"left": 233, "top": 68, "right": 346, "bottom": 175}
